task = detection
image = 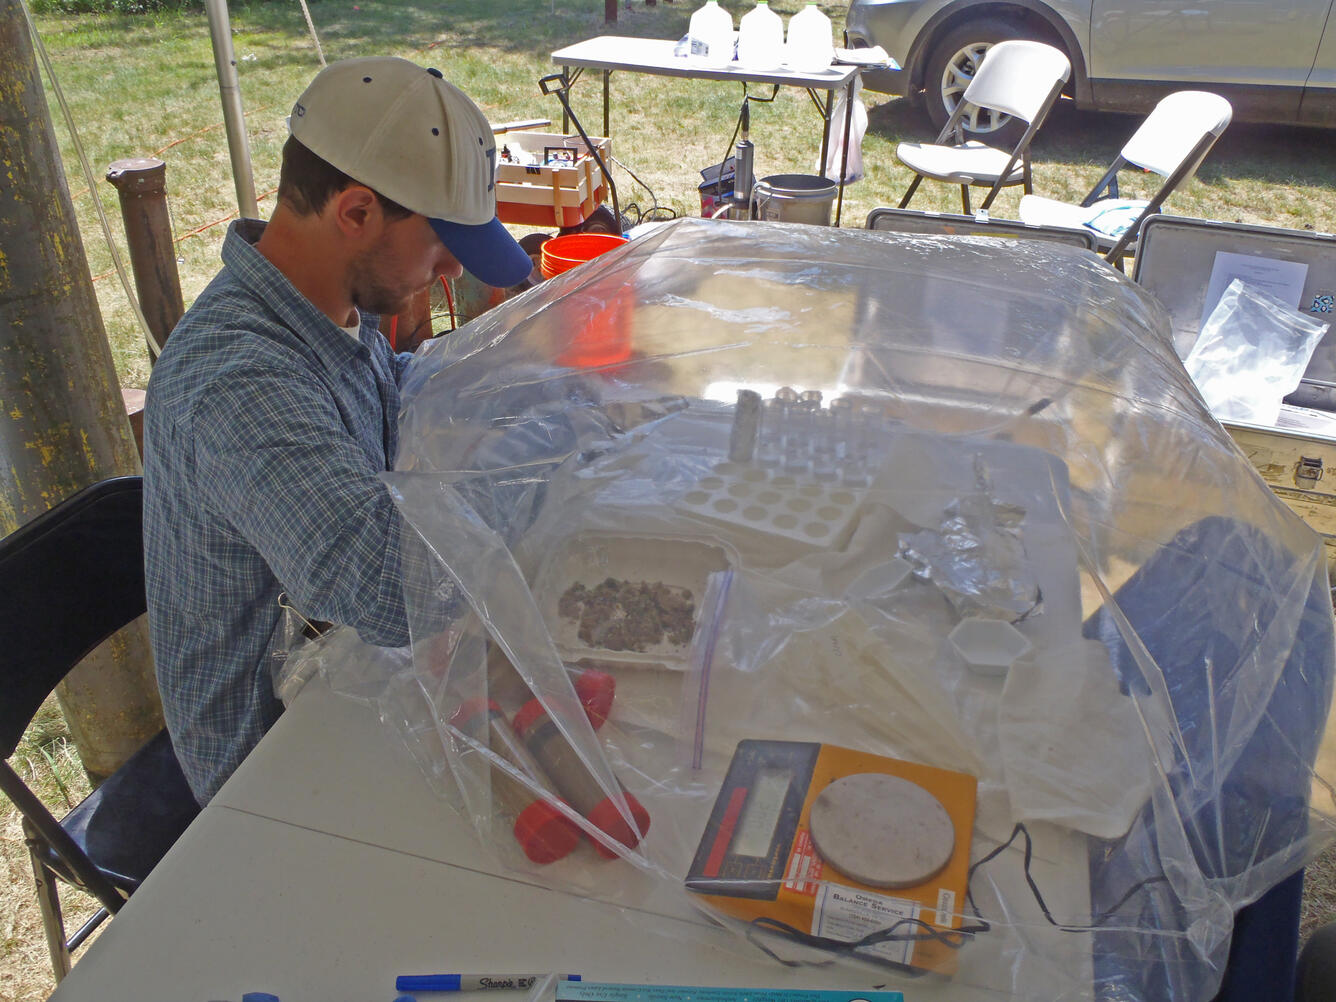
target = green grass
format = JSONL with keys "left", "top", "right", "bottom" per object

{"left": 2, "top": 698, "right": 97, "bottom": 1002}
{"left": 28, "top": 0, "right": 1333, "bottom": 390}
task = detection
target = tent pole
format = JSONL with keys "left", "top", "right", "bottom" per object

{"left": 203, "top": 0, "right": 259, "bottom": 219}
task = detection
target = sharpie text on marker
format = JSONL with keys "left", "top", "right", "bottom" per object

{"left": 395, "top": 974, "right": 583, "bottom": 992}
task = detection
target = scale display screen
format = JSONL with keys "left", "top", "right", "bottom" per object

{"left": 686, "top": 740, "right": 820, "bottom": 900}
{"left": 730, "top": 768, "right": 791, "bottom": 858}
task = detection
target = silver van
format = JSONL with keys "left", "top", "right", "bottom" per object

{"left": 846, "top": 0, "right": 1336, "bottom": 138}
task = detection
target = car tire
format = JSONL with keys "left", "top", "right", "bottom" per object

{"left": 921, "top": 17, "right": 1057, "bottom": 146}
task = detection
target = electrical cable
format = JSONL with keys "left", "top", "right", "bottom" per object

{"left": 608, "top": 154, "right": 677, "bottom": 224}
{"left": 967, "top": 822, "right": 1170, "bottom": 933}
{"left": 741, "top": 821, "right": 1171, "bottom": 973}
{"left": 20, "top": 0, "right": 161, "bottom": 360}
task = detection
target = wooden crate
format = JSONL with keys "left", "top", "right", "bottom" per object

{"left": 495, "top": 131, "right": 610, "bottom": 229}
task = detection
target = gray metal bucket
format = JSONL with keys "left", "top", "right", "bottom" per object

{"left": 752, "top": 173, "right": 838, "bottom": 226}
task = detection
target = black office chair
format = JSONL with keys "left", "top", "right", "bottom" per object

{"left": 0, "top": 476, "right": 199, "bottom": 981}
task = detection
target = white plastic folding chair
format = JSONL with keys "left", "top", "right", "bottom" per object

{"left": 1018, "top": 91, "right": 1233, "bottom": 266}
{"left": 896, "top": 40, "right": 1071, "bottom": 214}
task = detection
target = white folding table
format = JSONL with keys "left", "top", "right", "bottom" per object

{"left": 46, "top": 674, "right": 1093, "bottom": 1002}
{"left": 549, "top": 36, "right": 862, "bottom": 225}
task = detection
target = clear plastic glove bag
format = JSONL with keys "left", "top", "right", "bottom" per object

{"left": 361, "top": 220, "right": 1334, "bottom": 1002}
{"left": 1185, "top": 278, "right": 1329, "bottom": 425}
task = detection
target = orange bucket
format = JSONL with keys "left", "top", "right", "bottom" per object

{"left": 540, "top": 233, "right": 628, "bottom": 279}
{"left": 539, "top": 234, "right": 633, "bottom": 368}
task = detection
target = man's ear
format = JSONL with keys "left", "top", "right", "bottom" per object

{"left": 329, "top": 184, "right": 381, "bottom": 241}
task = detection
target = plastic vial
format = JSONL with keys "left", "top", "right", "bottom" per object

{"left": 839, "top": 403, "right": 872, "bottom": 486}
{"left": 729, "top": 388, "right": 763, "bottom": 462}
{"left": 828, "top": 396, "right": 852, "bottom": 461}
{"left": 780, "top": 394, "right": 815, "bottom": 474}
{"left": 512, "top": 699, "right": 650, "bottom": 858}
{"left": 737, "top": 1, "right": 785, "bottom": 71}
{"left": 810, "top": 406, "right": 837, "bottom": 481}
{"left": 451, "top": 700, "right": 582, "bottom": 864}
{"left": 757, "top": 397, "right": 785, "bottom": 467}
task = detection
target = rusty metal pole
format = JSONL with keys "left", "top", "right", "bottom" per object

{"left": 106, "top": 157, "right": 184, "bottom": 361}
{"left": 1, "top": 0, "right": 164, "bottom": 780}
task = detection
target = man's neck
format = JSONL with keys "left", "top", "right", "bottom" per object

{"left": 255, "top": 205, "right": 358, "bottom": 327}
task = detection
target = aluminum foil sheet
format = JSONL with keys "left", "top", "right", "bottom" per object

{"left": 898, "top": 457, "right": 1042, "bottom": 622}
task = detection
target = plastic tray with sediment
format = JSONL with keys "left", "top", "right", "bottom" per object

{"left": 533, "top": 531, "right": 733, "bottom": 670}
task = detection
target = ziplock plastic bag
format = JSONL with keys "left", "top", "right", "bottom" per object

{"left": 821, "top": 76, "right": 866, "bottom": 183}
{"left": 1185, "top": 277, "right": 1329, "bottom": 425}
{"left": 317, "top": 219, "right": 1334, "bottom": 1002}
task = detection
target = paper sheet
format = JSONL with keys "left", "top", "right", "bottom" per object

{"left": 1200, "top": 251, "right": 1309, "bottom": 332}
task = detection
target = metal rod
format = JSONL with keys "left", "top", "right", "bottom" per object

{"left": 204, "top": 0, "right": 259, "bottom": 219}
{"left": 818, "top": 87, "right": 833, "bottom": 182}
{"left": 835, "top": 78, "right": 855, "bottom": 227}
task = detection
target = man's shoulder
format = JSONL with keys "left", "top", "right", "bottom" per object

{"left": 160, "top": 271, "right": 311, "bottom": 368}
{"left": 148, "top": 279, "right": 322, "bottom": 428}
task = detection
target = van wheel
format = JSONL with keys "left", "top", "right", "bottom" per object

{"left": 922, "top": 17, "right": 1052, "bottom": 145}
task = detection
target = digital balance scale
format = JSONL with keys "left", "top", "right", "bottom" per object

{"left": 686, "top": 740, "right": 978, "bottom": 975}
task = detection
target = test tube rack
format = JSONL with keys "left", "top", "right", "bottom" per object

{"left": 676, "top": 461, "right": 863, "bottom": 554}
{"left": 730, "top": 386, "right": 892, "bottom": 487}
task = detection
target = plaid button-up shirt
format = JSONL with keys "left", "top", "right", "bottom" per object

{"left": 144, "top": 220, "right": 413, "bottom": 804}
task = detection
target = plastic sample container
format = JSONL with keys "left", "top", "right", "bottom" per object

{"left": 451, "top": 700, "right": 583, "bottom": 864}
{"left": 948, "top": 618, "right": 1033, "bottom": 677}
{"left": 512, "top": 699, "right": 650, "bottom": 858}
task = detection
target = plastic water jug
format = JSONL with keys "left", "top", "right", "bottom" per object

{"left": 786, "top": 3, "right": 834, "bottom": 73}
{"left": 688, "top": 0, "right": 735, "bottom": 69}
{"left": 736, "top": 1, "right": 785, "bottom": 71}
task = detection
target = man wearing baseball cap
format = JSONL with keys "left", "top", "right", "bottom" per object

{"left": 143, "top": 58, "right": 530, "bottom": 804}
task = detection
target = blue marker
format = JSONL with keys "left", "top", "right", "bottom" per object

{"left": 396, "top": 974, "right": 582, "bottom": 993}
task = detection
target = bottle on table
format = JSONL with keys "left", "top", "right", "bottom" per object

{"left": 512, "top": 698, "right": 650, "bottom": 858}
{"left": 688, "top": 0, "right": 735, "bottom": 69}
{"left": 786, "top": 2, "right": 834, "bottom": 73}
{"left": 451, "top": 699, "right": 583, "bottom": 864}
{"left": 736, "top": 0, "right": 785, "bottom": 71}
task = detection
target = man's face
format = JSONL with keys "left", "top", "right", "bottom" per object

{"left": 348, "top": 211, "right": 463, "bottom": 318}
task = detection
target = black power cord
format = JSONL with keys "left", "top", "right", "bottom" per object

{"left": 741, "top": 821, "right": 1171, "bottom": 974}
